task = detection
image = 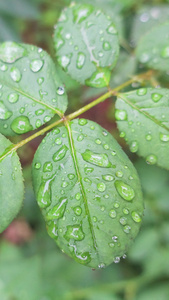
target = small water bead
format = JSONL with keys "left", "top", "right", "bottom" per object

{"left": 76, "top": 52, "right": 86, "bottom": 69}
{"left": 159, "top": 133, "right": 169, "bottom": 142}
{"left": 90, "top": 125, "right": 95, "bottom": 130}
{"left": 107, "top": 24, "right": 117, "bottom": 34}
{"left": 103, "top": 41, "right": 111, "bottom": 51}
{"left": 137, "top": 88, "right": 147, "bottom": 96}
{"left": 53, "top": 145, "right": 68, "bottom": 162}
{"left": 35, "top": 109, "right": 44, "bottom": 116}
{"left": 53, "top": 128, "right": 60, "bottom": 134}
{"left": 100, "top": 206, "right": 105, "bottom": 212}
{"left": 75, "top": 192, "right": 81, "bottom": 200}
{"left": 19, "top": 107, "right": 25, "bottom": 114}
{"left": 44, "top": 115, "right": 51, "bottom": 122}
{"left": 37, "top": 77, "right": 44, "bottom": 85}
{"left": 124, "top": 225, "right": 131, "bottom": 234}
{"left": 109, "top": 242, "right": 115, "bottom": 248}
{"left": 120, "top": 131, "right": 125, "bottom": 138}
{"left": 0, "top": 42, "right": 26, "bottom": 63}
{"left": 56, "top": 86, "right": 65, "bottom": 95}
{"left": 10, "top": 67, "right": 22, "bottom": 82}
{"left": 131, "top": 211, "right": 142, "bottom": 223}
{"left": 130, "top": 141, "right": 138, "bottom": 153}
{"left": 114, "top": 257, "right": 120, "bottom": 263}
{"left": 43, "top": 162, "right": 53, "bottom": 172}
{"left": 111, "top": 151, "right": 116, "bottom": 156}
{"left": 0, "top": 64, "right": 8, "bottom": 71}
{"left": 120, "top": 217, "right": 127, "bottom": 225}
{"left": 34, "top": 162, "right": 41, "bottom": 169}
{"left": 151, "top": 93, "right": 162, "bottom": 102}
{"left": 30, "top": 59, "right": 44, "bottom": 72}
{"left": 73, "top": 206, "right": 82, "bottom": 216}
{"left": 161, "top": 46, "right": 169, "bottom": 58}
{"left": 115, "top": 109, "right": 127, "bottom": 121}
{"left": 36, "top": 119, "right": 42, "bottom": 128}
{"left": 78, "top": 118, "right": 87, "bottom": 126}
{"left": 104, "top": 194, "right": 109, "bottom": 199}
{"left": 102, "top": 174, "right": 114, "bottom": 181}
{"left": 97, "top": 182, "right": 106, "bottom": 192}
{"left": 103, "top": 144, "right": 109, "bottom": 150}
{"left": 11, "top": 116, "right": 33, "bottom": 134}
{"left": 64, "top": 225, "right": 84, "bottom": 241}
{"left": 95, "top": 138, "right": 101, "bottom": 144}
{"left": 84, "top": 167, "right": 94, "bottom": 174}
{"left": 112, "top": 236, "right": 118, "bottom": 242}
{"left": 146, "top": 134, "right": 152, "bottom": 141}
{"left": 0, "top": 101, "right": 12, "bottom": 120}
{"left": 123, "top": 208, "right": 129, "bottom": 215}
{"left": 146, "top": 154, "right": 157, "bottom": 165}
{"left": 68, "top": 173, "right": 75, "bottom": 180}
{"left": 114, "top": 202, "right": 120, "bottom": 208}
{"left": 8, "top": 93, "right": 19, "bottom": 103}
{"left": 98, "top": 51, "right": 103, "bottom": 57}
{"left": 82, "top": 150, "right": 112, "bottom": 168}
{"left": 58, "top": 54, "right": 71, "bottom": 69}
{"left": 116, "top": 171, "right": 123, "bottom": 178}
{"left": 109, "top": 209, "right": 116, "bottom": 218}
{"left": 77, "top": 134, "right": 84, "bottom": 141}
{"left": 115, "top": 180, "right": 135, "bottom": 201}
{"left": 98, "top": 263, "right": 105, "bottom": 269}
{"left": 46, "top": 197, "right": 67, "bottom": 220}
{"left": 84, "top": 177, "right": 92, "bottom": 184}
{"left": 73, "top": 4, "right": 94, "bottom": 24}
{"left": 47, "top": 221, "right": 58, "bottom": 239}
{"left": 55, "top": 137, "right": 62, "bottom": 145}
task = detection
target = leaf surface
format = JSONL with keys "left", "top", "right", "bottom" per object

{"left": 54, "top": 3, "right": 119, "bottom": 88}
{"left": 136, "top": 22, "right": 169, "bottom": 71}
{"left": 115, "top": 88, "right": 169, "bottom": 169}
{"left": 32, "top": 119, "right": 143, "bottom": 268}
{"left": 0, "top": 42, "right": 67, "bottom": 136}
{"left": 0, "top": 134, "right": 24, "bottom": 233}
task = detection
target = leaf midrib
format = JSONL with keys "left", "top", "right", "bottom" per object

{"left": 65, "top": 120, "right": 99, "bottom": 254}
{"left": 118, "top": 93, "right": 169, "bottom": 132}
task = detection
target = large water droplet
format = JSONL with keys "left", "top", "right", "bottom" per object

{"left": 47, "top": 220, "right": 58, "bottom": 239}
{"left": 10, "top": 67, "right": 22, "bottom": 82}
{"left": 43, "top": 162, "right": 53, "bottom": 172}
{"left": 115, "top": 109, "right": 127, "bottom": 121}
{"left": 85, "top": 68, "right": 111, "bottom": 88}
{"left": 137, "top": 88, "right": 147, "bottom": 96}
{"left": 146, "top": 154, "right": 157, "bottom": 165}
{"left": 82, "top": 150, "right": 112, "bottom": 168}
{"left": 84, "top": 167, "right": 94, "bottom": 174}
{"left": 46, "top": 197, "right": 67, "bottom": 220}
{"left": 64, "top": 224, "right": 84, "bottom": 241}
{"left": 30, "top": 59, "right": 44, "bottom": 72}
{"left": 0, "top": 42, "right": 27, "bottom": 63}
{"left": 95, "top": 138, "right": 101, "bottom": 144}
{"left": 131, "top": 211, "right": 142, "bottom": 223}
{"left": 77, "top": 52, "right": 85, "bottom": 69}
{"left": 97, "top": 182, "right": 106, "bottom": 192}
{"left": 78, "top": 118, "right": 87, "bottom": 126}
{"left": 151, "top": 93, "right": 162, "bottom": 102}
{"left": 53, "top": 145, "right": 68, "bottom": 162}
{"left": 119, "top": 217, "right": 127, "bottom": 225}
{"left": 102, "top": 174, "right": 114, "bottom": 181}
{"left": 8, "top": 93, "right": 19, "bottom": 103}
{"left": 73, "top": 206, "right": 82, "bottom": 216}
{"left": 161, "top": 46, "right": 169, "bottom": 58}
{"left": 124, "top": 225, "right": 131, "bottom": 233}
{"left": 115, "top": 180, "right": 135, "bottom": 201}
{"left": 56, "top": 86, "right": 65, "bottom": 95}
{"left": 159, "top": 132, "right": 169, "bottom": 142}
{"left": 0, "top": 101, "right": 12, "bottom": 120}
{"left": 35, "top": 109, "right": 44, "bottom": 116}
{"left": 37, "top": 178, "right": 54, "bottom": 208}
{"left": 75, "top": 192, "right": 81, "bottom": 200}
{"left": 58, "top": 55, "right": 71, "bottom": 69}
{"left": 114, "top": 257, "right": 120, "bottom": 263}
{"left": 73, "top": 4, "right": 94, "bottom": 24}
{"left": 107, "top": 23, "right": 117, "bottom": 34}
{"left": 11, "top": 116, "right": 33, "bottom": 134}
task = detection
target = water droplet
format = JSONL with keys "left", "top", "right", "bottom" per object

{"left": 123, "top": 208, "right": 129, "bottom": 215}
{"left": 53, "top": 128, "right": 60, "bottom": 134}
{"left": 61, "top": 181, "right": 68, "bottom": 188}
{"left": 137, "top": 88, "right": 147, "bottom": 96}
{"left": 109, "top": 209, "right": 116, "bottom": 218}
{"left": 0, "top": 101, "right": 12, "bottom": 120}
{"left": 84, "top": 167, "right": 94, "bottom": 174}
{"left": 11, "top": 116, "right": 33, "bottom": 134}
{"left": 78, "top": 118, "right": 87, "bottom": 126}
{"left": 85, "top": 67, "right": 111, "bottom": 88}
{"left": 68, "top": 173, "right": 75, "bottom": 180}
{"left": 73, "top": 206, "right": 82, "bottom": 216}
{"left": 146, "top": 154, "right": 157, "bottom": 165}
{"left": 55, "top": 137, "right": 62, "bottom": 145}
{"left": 56, "top": 86, "right": 65, "bottom": 95}
{"left": 0, "top": 64, "right": 7, "bottom": 71}
{"left": 30, "top": 59, "right": 44, "bottom": 72}
{"left": 0, "top": 41, "right": 27, "bottom": 63}
{"left": 116, "top": 171, "right": 123, "bottom": 178}
{"left": 75, "top": 192, "right": 81, "bottom": 200}
{"left": 114, "top": 202, "right": 120, "bottom": 208}
{"left": 10, "top": 67, "right": 21, "bottom": 82}
{"left": 130, "top": 141, "right": 138, "bottom": 153}
{"left": 93, "top": 216, "right": 97, "bottom": 222}
{"left": 73, "top": 4, "right": 94, "bottom": 24}
{"left": 119, "top": 217, "right": 127, "bottom": 225}
{"left": 151, "top": 93, "right": 162, "bottom": 102}
{"left": 124, "top": 225, "right": 131, "bottom": 233}
{"left": 77, "top": 52, "right": 85, "bottom": 69}
{"left": 131, "top": 211, "right": 142, "bottom": 223}
{"left": 98, "top": 263, "right": 105, "bottom": 269}
{"left": 64, "top": 224, "right": 84, "bottom": 241}
{"left": 35, "top": 119, "right": 42, "bottom": 128}
{"left": 77, "top": 134, "right": 84, "bottom": 141}
{"left": 159, "top": 132, "right": 169, "bottom": 142}
{"left": 46, "top": 197, "right": 67, "bottom": 220}
{"left": 37, "top": 77, "right": 44, "bottom": 85}
{"left": 84, "top": 177, "right": 92, "bottom": 184}
{"left": 115, "top": 109, "right": 127, "bottom": 121}
{"left": 98, "top": 51, "right": 103, "bottom": 57}
{"left": 47, "top": 220, "right": 58, "bottom": 239}
{"left": 103, "top": 144, "right": 109, "bottom": 150}
{"left": 53, "top": 145, "right": 69, "bottom": 162}
{"left": 120, "top": 131, "right": 125, "bottom": 138}
{"left": 103, "top": 41, "right": 111, "bottom": 51}
{"left": 7, "top": 93, "right": 19, "bottom": 104}
{"left": 114, "top": 257, "right": 120, "bottom": 263}
{"left": 95, "top": 138, "right": 101, "bottom": 144}
{"left": 139, "top": 52, "right": 150, "bottom": 63}
{"left": 82, "top": 150, "right": 112, "bottom": 168}
{"left": 112, "top": 236, "right": 118, "bottom": 242}
{"left": 115, "top": 180, "right": 135, "bottom": 201}
{"left": 43, "top": 162, "right": 53, "bottom": 172}
{"left": 109, "top": 242, "right": 115, "bottom": 247}
{"left": 37, "top": 178, "right": 54, "bottom": 208}
{"left": 102, "top": 174, "right": 114, "bottom": 181}
{"left": 107, "top": 23, "right": 117, "bottom": 34}
{"left": 58, "top": 55, "right": 71, "bottom": 69}
{"left": 35, "top": 109, "right": 44, "bottom": 116}
{"left": 161, "top": 46, "right": 169, "bottom": 58}
{"left": 146, "top": 134, "right": 152, "bottom": 141}
{"left": 34, "top": 162, "right": 41, "bottom": 169}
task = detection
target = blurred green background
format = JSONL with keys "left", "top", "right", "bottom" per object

{"left": 1, "top": 0, "right": 169, "bottom": 299}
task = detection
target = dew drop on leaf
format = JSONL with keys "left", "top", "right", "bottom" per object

{"left": 11, "top": 116, "right": 33, "bottom": 134}
{"left": 136, "top": 88, "right": 147, "bottom": 96}
{"left": 76, "top": 52, "right": 86, "bottom": 69}
{"left": 37, "top": 179, "right": 53, "bottom": 208}
{"left": 73, "top": 206, "right": 82, "bottom": 216}
{"left": 85, "top": 68, "right": 111, "bottom": 88}
{"left": 43, "top": 162, "right": 53, "bottom": 172}
{"left": 0, "top": 101, "right": 12, "bottom": 120}
{"left": 159, "top": 132, "right": 169, "bottom": 142}
{"left": 115, "top": 180, "right": 135, "bottom": 201}
{"left": 151, "top": 92, "right": 162, "bottom": 102}
{"left": 131, "top": 211, "right": 142, "bottom": 223}
{"left": 78, "top": 118, "right": 87, "bottom": 126}
{"left": 30, "top": 59, "right": 44, "bottom": 72}
{"left": 64, "top": 225, "right": 85, "bottom": 241}
{"left": 109, "top": 209, "right": 116, "bottom": 218}
{"left": 53, "top": 145, "right": 68, "bottom": 162}
{"left": 73, "top": 4, "right": 94, "bottom": 24}
{"left": 119, "top": 217, "right": 127, "bottom": 225}
{"left": 0, "top": 41, "right": 27, "bottom": 63}
{"left": 102, "top": 174, "right": 114, "bottom": 181}
{"left": 130, "top": 141, "right": 139, "bottom": 153}
{"left": 10, "top": 67, "right": 22, "bottom": 82}
{"left": 8, "top": 93, "right": 19, "bottom": 104}
{"left": 46, "top": 197, "right": 68, "bottom": 220}
{"left": 47, "top": 220, "right": 58, "bottom": 239}
{"left": 115, "top": 109, "right": 127, "bottom": 121}
{"left": 146, "top": 154, "right": 157, "bottom": 165}
{"left": 82, "top": 149, "right": 112, "bottom": 168}
{"left": 56, "top": 86, "right": 65, "bottom": 95}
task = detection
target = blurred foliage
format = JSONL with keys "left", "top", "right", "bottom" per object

{"left": 1, "top": 0, "right": 169, "bottom": 299}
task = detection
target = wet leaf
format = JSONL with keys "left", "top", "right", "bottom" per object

{"left": 136, "top": 22, "right": 169, "bottom": 71}
{"left": 32, "top": 119, "right": 143, "bottom": 269}
{"left": 0, "top": 41, "right": 68, "bottom": 136}
{"left": 0, "top": 134, "right": 24, "bottom": 233}
{"left": 115, "top": 87, "right": 169, "bottom": 170}
{"left": 54, "top": 3, "right": 119, "bottom": 88}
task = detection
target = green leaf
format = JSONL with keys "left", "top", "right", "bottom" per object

{"left": 32, "top": 119, "right": 143, "bottom": 269}
{"left": 136, "top": 22, "right": 169, "bottom": 71}
{"left": 130, "top": 5, "right": 169, "bottom": 47}
{"left": 54, "top": 3, "right": 119, "bottom": 88}
{"left": 0, "top": 0, "right": 39, "bottom": 19}
{"left": 0, "top": 134, "right": 24, "bottom": 233}
{"left": 115, "top": 88, "right": 169, "bottom": 170}
{"left": 0, "top": 41, "right": 68, "bottom": 136}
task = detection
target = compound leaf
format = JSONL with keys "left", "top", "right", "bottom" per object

{"left": 0, "top": 133, "right": 24, "bottom": 233}
{"left": 0, "top": 41, "right": 68, "bottom": 136}
{"left": 54, "top": 3, "right": 119, "bottom": 88}
{"left": 115, "top": 87, "right": 169, "bottom": 170}
{"left": 136, "top": 22, "right": 169, "bottom": 71}
{"left": 32, "top": 119, "right": 143, "bottom": 269}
